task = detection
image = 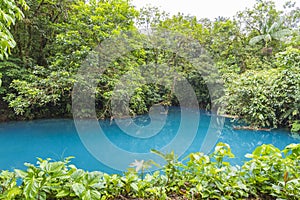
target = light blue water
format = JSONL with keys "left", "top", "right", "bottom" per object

{"left": 0, "top": 107, "right": 299, "bottom": 174}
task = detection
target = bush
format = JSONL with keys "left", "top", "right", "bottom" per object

{"left": 221, "top": 67, "right": 300, "bottom": 128}
{"left": 291, "top": 121, "right": 300, "bottom": 133}
{"left": 0, "top": 143, "right": 299, "bottom": 199}
{"left": 275, "top": 47, "right": 300, "bottom": 69}
{"left": 219, "top": 47, "right": 300, "bottom": 129}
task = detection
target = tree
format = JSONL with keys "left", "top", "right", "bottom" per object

{"left": 249, "top": 19, "right": 292, "bottom": 48}
{"left": 136, "top": 6, "right": 169, "bottom": 30}
{"left": 10, "top": 0, "right": 75, "bottom": 66}
{"left": 236, "top": 0, "right": 281, "bottom": 35}
{"left": 237, "top": 0, "right": 297, "bottom": 55}
{"left": 3, "top": 0, "right": 139, "bottom": 118}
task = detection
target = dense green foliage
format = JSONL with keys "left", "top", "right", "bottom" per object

{"left": 0, "top": 0, "right": 299, "bottom": 131}
{"left": 222, "top": 48, "right": 300, "bottom": 128}
{"left": 0, "top": 0, "right": 139, "bottom": 119}
{"left": 0, "top": 1, "right": 299, "bottom": 199}
{"left": 0, "top": 143, "right": 299, "bottom": 199}
{"left": 0, "top": 0, "right": 27, "bottom": 60}
{"left": 291, "top": 120, "right": 300, "bottom": 133}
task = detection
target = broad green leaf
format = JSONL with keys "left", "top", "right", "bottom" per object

{"left": 271, "top": 29, "right": 292, "bottom": 41}
{"left": 56, "top": 189, "right": 70, "bottom": 198}
{"left": 130, "top": 182, "right": 139, "bottom": 191}
{"left": 249, "top": 35, "right": 265, "bottom": 45}
{"left": 72, "top": 183, "right": 85, "bottom": 197}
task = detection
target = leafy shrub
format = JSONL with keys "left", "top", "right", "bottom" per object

{"left": 0, "top": 143, "right": 299, "bottom": 199}
{"left": 275, "top": 47, "right": 300, "bottom": 69}
{"left": 219, "top": 47, "right": 300, "bottom": 129}
{"left": 291, "top": 121, "right": 300, "bottom": 133}
{"left": 221, "top": 67, "right": 300, "bottom": 128}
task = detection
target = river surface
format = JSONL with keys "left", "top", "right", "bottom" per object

{"left": 0, "top": 107, "right": 299, "bottom": 174}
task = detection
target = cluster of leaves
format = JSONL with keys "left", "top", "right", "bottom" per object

{"left": 0, "top": 0, "right": 27, "bottom": 90}
{"left": 0, "top": 0, "right": 28, "bottom": 60}
{"left": 291, "top": 121, "right": 300, "bottom": 133}
{"left": 0, "top": 142, "right": 299, "bottom": 199}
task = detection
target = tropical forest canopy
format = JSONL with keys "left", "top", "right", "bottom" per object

{"left": 0, "top": 0, "right": 299, "bottom": 132}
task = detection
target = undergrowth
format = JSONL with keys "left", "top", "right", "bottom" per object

{"left": 0, "top": 142, "right": 299, "bottom": 200}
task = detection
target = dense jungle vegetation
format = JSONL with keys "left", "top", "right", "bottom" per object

{"left": 1, "top": 1, "right": 300, "bottom": 199}
{"left": 0, "top": 0, "right": 299, "bottom": 132}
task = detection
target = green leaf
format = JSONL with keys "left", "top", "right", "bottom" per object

{"left": 271, "top": 29, "right": 292, "bottom": 41}
{"left": 5, "top": 187, "right": 22, "bottom": 199}
{"left": 56, "top": 189, "right": 70, "bottom": 198}
{"left": 249, "top": 35, "right": 265, "bottom": 45}
{"left": 130, "top": 182, "right": 139, "bottom": 191}
{"left": 14, "top": 169, "right": 27, "bottom": 179}
{"left": 72, "top": 183, "right": 85, "bottom": 197}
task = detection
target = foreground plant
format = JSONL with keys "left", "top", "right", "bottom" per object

{"left": 0, "top": 142, "right": 299, "bottom": 199}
